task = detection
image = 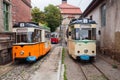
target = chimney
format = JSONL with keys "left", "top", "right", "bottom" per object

{"left": 62, "top": 0, "right": 67, "bottom": 4}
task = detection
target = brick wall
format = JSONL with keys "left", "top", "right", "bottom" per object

{"left": 12, "top": 0, "right": 31, "bottom": 24}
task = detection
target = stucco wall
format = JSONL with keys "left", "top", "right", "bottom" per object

{"left": 86, "top": 0, "right": 120, "bottom": 49}
{"left": 84, "top": 0, "right": 120, "bottom": 62}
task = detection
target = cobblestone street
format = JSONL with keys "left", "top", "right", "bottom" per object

{"left": 0, "top": 42, "right": 120, "bottom": 80}
{"left": 0, "top": 44, "right": 62, "bottom": 80}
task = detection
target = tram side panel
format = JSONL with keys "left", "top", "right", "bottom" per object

{"left": 68, "top": 40, "right": 76, "bottom": 59}
{"left": 44, "top": 41, "right": 51, "bottom": 54}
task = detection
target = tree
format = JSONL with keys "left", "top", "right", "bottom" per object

{"left": 31, "top": 7, "right": 47, "bottom": 24}
{"left": 44, "top": 4, "right": 62, "bottom": 32}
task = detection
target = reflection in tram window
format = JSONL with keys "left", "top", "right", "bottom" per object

{"left": 16, "top": 32, "right": 33, "bottom": 43}
{"left": 80, "top": 28, "right": 90, "bottom": 40}
{"left": 71, "top": 28, "right": 96, "bottom": 40}
{"left": 45, "top": 31, "right": 51, "bottom": 39}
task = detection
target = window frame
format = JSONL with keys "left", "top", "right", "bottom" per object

{"left": 3, "top": 2, "right": 10, "bottom": 31}
{"left": 101, "top": 4, "right": 106, "bottom": 27}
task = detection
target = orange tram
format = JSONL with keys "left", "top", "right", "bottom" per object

{"left": 12, "top": 22, "right": 51, "bottom": 62}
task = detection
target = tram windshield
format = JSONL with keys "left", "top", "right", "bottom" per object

{"left": 51, "top": 33, "right": 58, "bottom": 38}
{"left": 16, "top": 32, "right": 33, "bottom": 43}
{"left": 72, "top": 28, "right": 96, "bottom": 40}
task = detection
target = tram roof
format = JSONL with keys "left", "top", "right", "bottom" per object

{"left": 69, "top": 18, "right": 96, "bottom": 25}
{"left": 13, "top": 22, "right": 42, "bottom": 28}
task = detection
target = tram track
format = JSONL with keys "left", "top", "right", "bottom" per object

{"left": 91, "top": 63, "right": 109, "bottom": 80}
{"left": 64, "top": 39, "right": 120, "bottom": 80}
{"left": 73, "top": 60, "right": 109, "bottom": 80}
{"left": 78, "top": 63, "right": 88, "bottom": 80}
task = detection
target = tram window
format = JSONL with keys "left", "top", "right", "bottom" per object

{"left": 27, "top": 32, "right": 33, "bottom": 43}
{"left": 16, "top": 32, "right": 33, "bottom": 43}
{"left": 75, "top": 28, "right": 80, "bottom": 40}
{"left": 51, "top": 34, "right": 55, "bottom": 38}
{"left": 80, "top": 29, "right": 89, "bottom": 40}
{"left": 45, "top": 31, "right": 50, "bottom": 39}
{"left": 79, "top": 28, "right": 96, "bottom": 40}
{"left": 33, "top": 30, "right": 41, "bottom": 42}
{"left": 16, "top": 33, "right": 27, "bottom": 43}
{"left": 92, "top": 28, "right": 96, "bottom": 40}
{"left": 51, "top": 34, "right": 56, "bottom": 38}
{"left": 71, "top": 30, "right": 75, "bottom": 39}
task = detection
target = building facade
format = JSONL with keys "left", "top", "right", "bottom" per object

{"left": 0, "top": 0, "right": 14, "bottom": 64}
{"left": 0, "top": 0, "right": 31, "bottom": 64}
{"left": 58, "top": 0, "right": 82, "bottom": 39}
{"left": 0, "top": 0, "right": 12, "bottom": 32}
{"left": 82, "top": 0, "right": 120, "bottom": 62}
{"left": 12, "top": 0, "right": 32, "bottom": 24}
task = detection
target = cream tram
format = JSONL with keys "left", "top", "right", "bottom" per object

{"left": 12, "top": 22, "right": 51, "bottom": 62}
{"left": 67, "top": 18, "right": 96, "bottom": 61}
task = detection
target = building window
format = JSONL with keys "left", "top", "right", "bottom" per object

{"left": 3, "top": 2, "right": 9, "bottom": 31}
{"left": 90, "top": 15, "right": 93, "bottom": 20}
{"left": 101, "top": 4, "right": 106, "bottom": 27}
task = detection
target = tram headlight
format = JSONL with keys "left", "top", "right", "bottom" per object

{"left": 92, "top": 51, "right": 95, "bottom": 53}
{"left": 77, "top": 51, "right": 80, "bottom": 53}
{"left": 84, "top": 49, "right": 88, "bottom": 53}
{"left": 20, "top": 50, "right": 24, "bottom": 55}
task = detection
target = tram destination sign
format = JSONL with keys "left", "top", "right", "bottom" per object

{"left": 16, "top": 28, "right": 28, "bottom": 32}
{"left": 80, "top": 24, "right": 91, "bottom": 28}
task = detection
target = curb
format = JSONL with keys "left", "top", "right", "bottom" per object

{"left": 57, "top": 46, "right": 63, "bottom": 80}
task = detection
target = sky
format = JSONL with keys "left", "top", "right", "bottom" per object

{"left": 31, "top": 0, "right": 93, "bottom": 12}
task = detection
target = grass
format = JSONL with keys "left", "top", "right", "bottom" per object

{"left": 62, "top": 48, "right": 65, "bottom": 64}
{"left": 62, "top": 48, "right": 67, "bottom": 80}
{"left": 64, "top": 65, "right": 67, "bottom": 80}
{"left": 112, "top": 64, "right": 118, "bottom": 69}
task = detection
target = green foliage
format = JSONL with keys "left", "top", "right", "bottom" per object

{"left": 62, "top": 48, "right": 65, "bottom": 64}
{"left": 112, "top": 64, "right": 118, "bottom": 69}
{"left": 31, "top": 7, "right": 47, "bottom": 25}
{"left": 62, "top": 48, "right": 67, "bottom": 80}
{"left": 44, "top": 4, "right": 62, "bottom": 32}
{"left": 32, "top": 5, "right": 62, "bottom": 32}
{"left": 64, "top": 65, "right": 67, "bottom": 80}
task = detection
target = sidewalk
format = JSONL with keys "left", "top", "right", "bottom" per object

{"left": 29, "top": 46, "right": 63, "bottom": 80}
